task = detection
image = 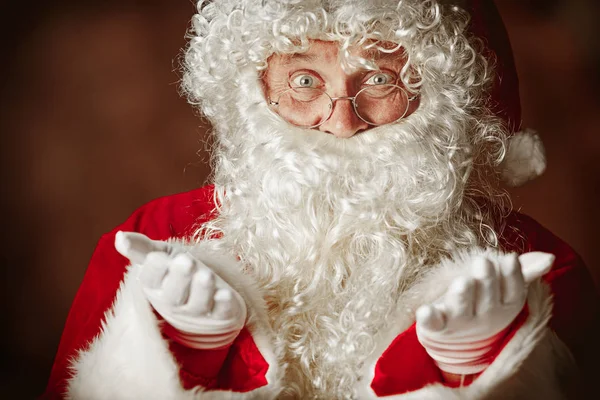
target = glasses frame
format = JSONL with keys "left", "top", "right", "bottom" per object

{"left": 268, "top": 84, "right": 418, "bottom": 129}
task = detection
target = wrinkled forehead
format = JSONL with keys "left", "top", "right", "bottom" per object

{"left": 268, "top": 39, "right": 407, "bottom": 72}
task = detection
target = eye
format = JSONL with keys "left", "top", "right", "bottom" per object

{"left": 290, "top": 73, "right": 320, "bottom": 88}
{"left": 364, "top": 72, "right": 396, "bottom": 86}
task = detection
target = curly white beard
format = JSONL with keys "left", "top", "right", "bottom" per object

{"left": 201, "top": 108, "right": 494, "bottom": 398}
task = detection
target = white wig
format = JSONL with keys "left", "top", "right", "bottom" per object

{"left": 184, "top": 0, "right": 494, "bottom": 124}
{"left": 181, "top": 1, "right": 514, "bottom": 397}
{"left": 182, "top": 0, "right": 510, "bottom": 238}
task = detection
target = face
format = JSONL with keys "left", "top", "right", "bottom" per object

{"left": 262, "top": 40, "right": 419, "bottom": 139}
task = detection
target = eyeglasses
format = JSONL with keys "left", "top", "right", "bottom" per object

{"left": 268, "top": 84, "right": 417, "bottom": 129}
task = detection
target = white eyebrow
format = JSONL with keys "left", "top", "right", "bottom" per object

{"left": 280, "top": 52, "right": 320, "bottom": 65}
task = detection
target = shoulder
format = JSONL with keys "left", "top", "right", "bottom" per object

{"left": 107, "top": 185, "right": 216, "bottom": 241}
{"left": 44, "top": 185, "right": 217, "bottom": 397}
{"left": 81, "top": 184, "right": 217, "bottom": 320}
{"left": 89, "top": 184, "right": 217, "bottom": 295}
{"left": 501, "top": 211, "right": 599, "bottom": 360}
{"left": 499, "top": 210, "right": 590, "bottom": 291}
{"left": 500, "top": 211, "right": 582, "bottom": 268}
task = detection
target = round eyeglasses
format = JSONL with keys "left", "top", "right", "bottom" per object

{"left": 268, "top": 84, "right": 416, "bottom": 129}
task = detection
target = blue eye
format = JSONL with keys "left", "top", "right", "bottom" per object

{"left": 365, "top": 73, "right": 394, "bottom": 85}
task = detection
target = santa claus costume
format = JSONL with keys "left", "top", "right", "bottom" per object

{"left": 44, "top": 0, "right": 599, "bottom": 399}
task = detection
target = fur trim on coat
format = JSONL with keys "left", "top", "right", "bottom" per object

{"left": 67, "top": 246, "right": 575, "bottom": 399}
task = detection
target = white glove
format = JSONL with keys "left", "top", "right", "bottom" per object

{"left": 115, "top": 231, "right": 247, "bottom": 350}
{"left": 416, "top": 252, "right": 555, "bottom": 375}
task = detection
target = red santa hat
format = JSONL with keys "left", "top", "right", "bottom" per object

{"left": 467, "top": 0, "right": 546, "bottom": 186}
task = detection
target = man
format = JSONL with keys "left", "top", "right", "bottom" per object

{"left": 44, "top": 0, "right": 598, "bottom": 398}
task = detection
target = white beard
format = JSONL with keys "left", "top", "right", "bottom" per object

{"left": 201, "top": 108, "right": 494, "bottom": 398}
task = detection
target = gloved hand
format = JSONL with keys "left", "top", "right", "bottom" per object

{"left": 115, "top": 231, "right": 247, "bottom": 350}
{"left": 416, "top": 252, "right": 555, "bottom": 376}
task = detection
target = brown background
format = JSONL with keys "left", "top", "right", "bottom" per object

{"left": 1, "top": 0, "right": 598, "bottom": 397}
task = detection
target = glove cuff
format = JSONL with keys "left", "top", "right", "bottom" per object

{"left": 163, "top": 322, "right": 242, "bottom": 350}
{"left": 425, "top": 326, "right": 511, "bottom": 375}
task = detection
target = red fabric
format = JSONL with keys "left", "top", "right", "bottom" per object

{"left": 369, "top": 210, "right": 599, "bottom": 396}
{"left": 371, "top": 305, "right": 530, "bottom": 396}
{"left": 217, "top": 327, "right": 270, "bottom": 391}
{"left": 500, "top": 212, "right": 600, "bottom": 367}
{"left": 371, "top": 323, "right": 443, "bottom": 395}
{"left": 167, "top": 336, "right": 231, "bottom": 390}
{"left": 42, "top": 187, "right": 223, "bottom": 398}
{"left": 43, "top": 185, "right": 598, "bottom": 398}
{"left": 42, "top": 3, "right": 598, "bottom": 397}
{"left": 166, "top": 326, "right": 269, "bottom": 391}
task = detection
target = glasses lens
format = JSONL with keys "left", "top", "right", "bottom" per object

{"left": 354, "top": 85, "right": 409, "bottom": 125}
{"left": 272, "top": 88, "right": 332, "bottom": 128}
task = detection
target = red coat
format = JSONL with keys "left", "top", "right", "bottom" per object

{"left": 43, "top": 185, "right": 599, "bottom": 399}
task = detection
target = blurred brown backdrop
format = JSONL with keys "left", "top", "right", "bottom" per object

{"left": 1, "top": 0, "right": 598, "bottom": 397}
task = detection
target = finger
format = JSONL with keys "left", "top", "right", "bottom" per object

{"left": 212, "top": 289, "right": 238, "bottom": 320}
{"left": 139, "top": 251, "right": 170, "bottom": 289}
{"left": 519, "top": 252, "right": 555, "bottom": 283}
{"left": 162, "top": 253, "right": 195, "bottom": 306}
{"left": 178, "top": 267, "right": 217, "bottom": 316}
{"left": 445, "top": 276, "right": 476, "bottom": 319}
{"left": 416, "top": 304, "right": 446, "bottom": 332}
{"left": 500, "top": 254, "right": 526, "bottom": 305}
{"left": 471, "top": 257, "right": 500, "bottom": 314}
{"left": 115, "top": 231, "right": 172, "bottom": 264}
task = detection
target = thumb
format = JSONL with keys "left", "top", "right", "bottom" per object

{"left": 115, "top": 231, "right": 172, "bottom": 264}
{"left": 518, "top": 251, "right": 555, "bottom": 283}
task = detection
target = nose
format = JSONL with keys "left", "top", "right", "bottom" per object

{"left": 318, "top": 98, "right": 369, "bottom": 138}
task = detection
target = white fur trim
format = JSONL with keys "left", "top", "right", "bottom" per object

{"left": 67, "top": 240, "right": 281, "bottom": 399}
{"left": 356, "top": 248, "right": 576, "bottom": 399}
{"left": 68, "top": 243, "right": 575, "bottom": 399}
{"left": 501, "top": 129, "right": 547, "bottom": 187}
{"left": 186, "top": 241, "right": 283, "bottom": 398}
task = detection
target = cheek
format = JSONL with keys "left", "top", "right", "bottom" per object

{"left": 405, "top": 96, "right": 420, "bottom": 118}
{"left": 263, "top": 70, "right": 290, "bottom": 98}
{"left": 263, "top": 55, "right": 292, "bottom": 95}
{"left": 268, "top": 80, "right": 290, "bottom": 94}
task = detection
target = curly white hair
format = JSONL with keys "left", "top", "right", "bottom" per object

{"left": 181, "top": 1, "right": 512, "bottom": 398}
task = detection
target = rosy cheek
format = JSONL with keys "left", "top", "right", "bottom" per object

{"left": 284, "top": 100, "right": 320, "bottom": 126}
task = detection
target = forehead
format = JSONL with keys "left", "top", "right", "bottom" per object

{"left": 269, "top": 40, "right": 405, "bottom": 70}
